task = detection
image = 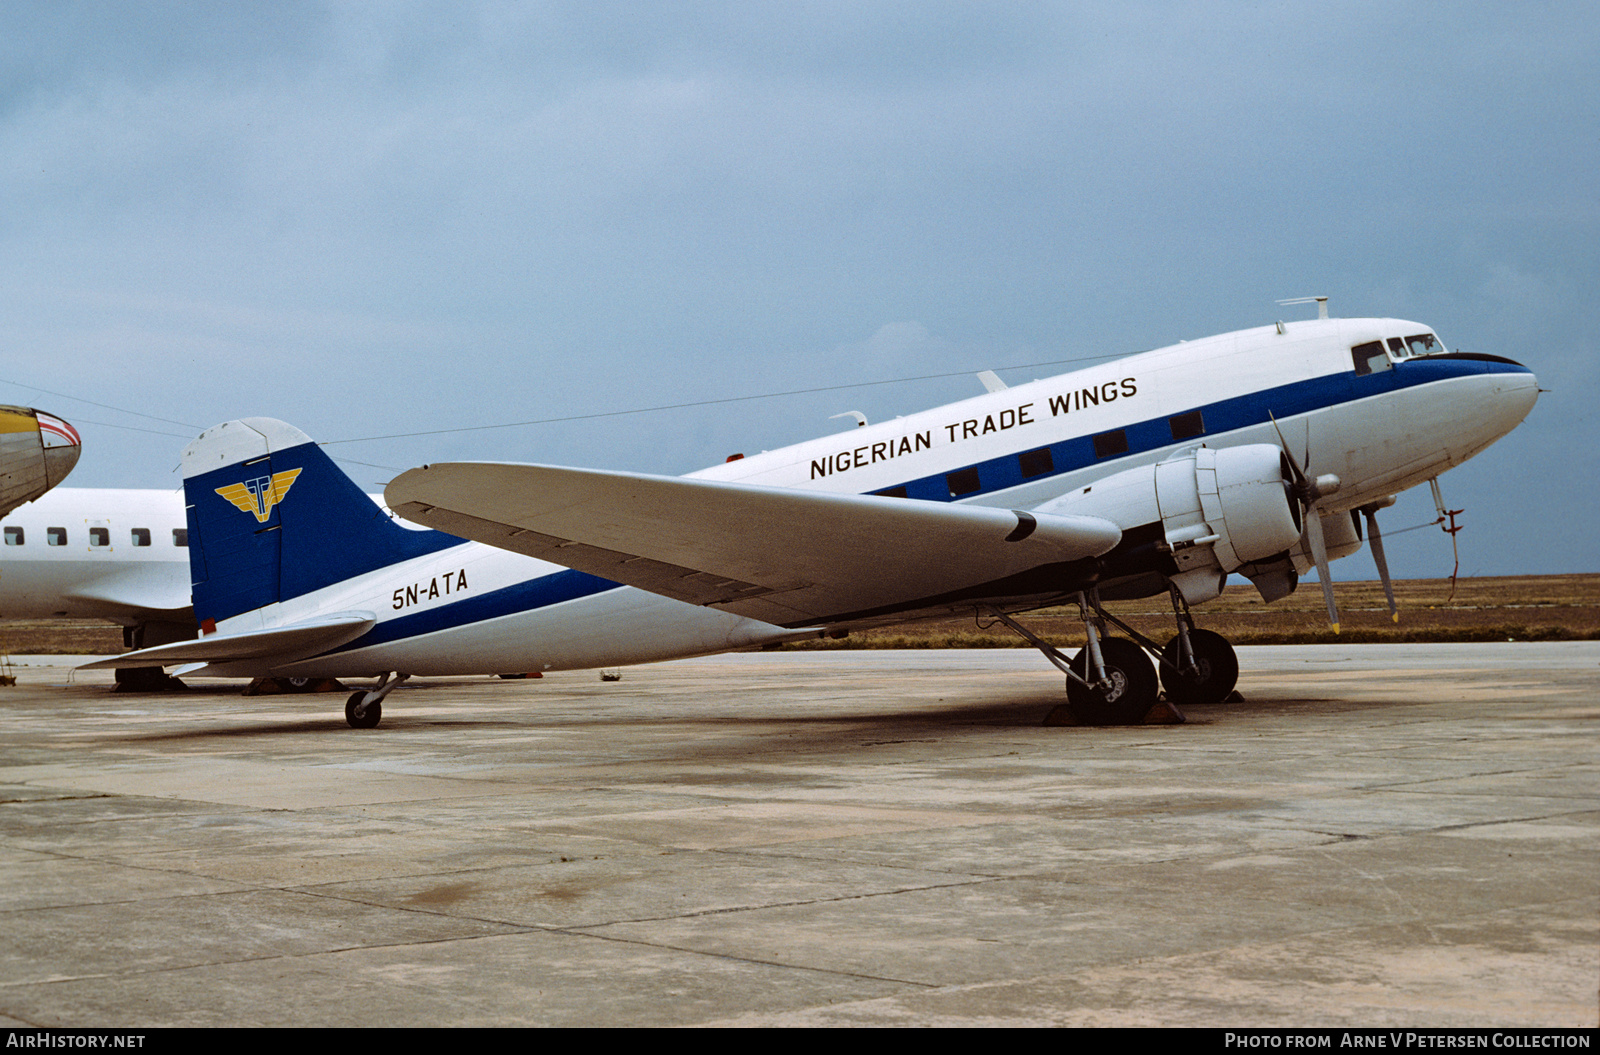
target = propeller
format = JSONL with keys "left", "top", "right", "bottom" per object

{"left": 1269, "top": 414, "right": 1342, "bottom": 631}
{"left": 1359, "top": 500, "right": 1399, "bottom": 623}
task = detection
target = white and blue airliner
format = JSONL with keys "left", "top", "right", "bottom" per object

{"left": 83, "top": 312, "right": 1538, "bottom": 727}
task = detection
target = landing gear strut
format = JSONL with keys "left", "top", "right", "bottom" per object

{"left": 989, "top": 594, "right": 1165, "bottom": 726}
{"left": 1158, "top": 584, "right": 1239, "bottom": 705}
{"left": 1067, "top": 636, "right": 1160, "bottom": 725}
{"left": 1159, "top": 628, "right": 1238, "bottom": 705}
{"left": 345, "top": 672, "right": 410, "bottom": 729}
{"left": 992, "top": 582, "right": 1243, "bottom": 725}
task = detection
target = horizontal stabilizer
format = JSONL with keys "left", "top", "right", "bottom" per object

{"left": 78, "top": 612, "right": 376, "bottom": 671}
{"left": 386, "top": 463, "right": 1122, "bottom": 626}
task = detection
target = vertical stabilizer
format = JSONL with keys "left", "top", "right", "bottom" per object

{"left": 182, "top": 418, "right": 464, "bottom": 625}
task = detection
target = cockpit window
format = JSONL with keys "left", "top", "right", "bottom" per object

{"left": 1351, "top": 341, "right": 1391, "bottom": 376}
{"left": 1404, "top": 333, "right": 1443, "bottom": 357}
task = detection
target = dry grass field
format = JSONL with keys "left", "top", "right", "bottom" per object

{"left": 787, "top": 573, "right": 1600, "bottom": 650}
{"left": 0, "top": 619, "right": 128, "bottom": 656}
{"left": 0, "top": 575, "right": 1594, "bottom": 659}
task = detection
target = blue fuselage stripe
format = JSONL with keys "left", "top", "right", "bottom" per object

{"left": 330, "top": 568, "right": 621, "bottom": 654}
{"left": 882, "top": 356, "right": 1526, "bottom": 502}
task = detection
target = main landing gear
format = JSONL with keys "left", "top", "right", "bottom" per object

{"left": 345, "top": 672, "right": 410, "bottom": 729}
{"left": 990, "top": 585, "right": 1240, "bottom": 726}
{"left": 1157, "top": 584, "right": 1239, "bottom": 706}
{"left": 1159, "top": 627, "right": 1238, "bottom": 706}
{"left": 1067, "top": 636, "right": 1159, "bottom": 725}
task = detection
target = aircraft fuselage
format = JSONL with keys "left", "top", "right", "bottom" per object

{"left": 219, "top": 316, "right": 1538, "bottom": 678}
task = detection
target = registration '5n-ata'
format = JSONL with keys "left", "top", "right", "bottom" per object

{"left": 87, "top": 309, "right": 1539, "bottom": 729}
{"left": 392, "top": 570, "right": 469, "bottom": 611}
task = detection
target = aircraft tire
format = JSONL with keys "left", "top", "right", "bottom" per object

{"left": 345, "top": 692, "right": 382, "bottom": 729}
{"left": 1067, "top": 637, "right": 1158, "bottom": 725}
{"left": 1158, "top": 629, "right": 1239, "bottom": 706}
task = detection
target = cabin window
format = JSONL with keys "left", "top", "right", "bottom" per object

{"left": 1405, "top": 333, "right": 1443, "bottom": 357}
{"left": 1018, "top": 448, "right": 1054, "bottom": 479}
{"left": 1351, "top": 341, "right": 1391, "bottom": 376}
{"left": 872, "top": 485, "right": 908, "bottom": 499}
{"left": 1169, "top": 410, "right": 1205, "bottom": 441}
{"left": 131, "top": 528, "right": 151, "bottom": 547}
{"left": 172, "top": 528, "right": 189, "bottom": 547}
{"left": 47, "top": 527, "right": 67, "bottom": 546}
{"left": 1387, "top": 337, "right": 1406, "bottom": 357}
{"left": 89, "top": 527, "right": 110, "bottom": 548}
{"left": 1092, "top": 429, "right": 1129, "bottom": 459}
{"left": 3, "top": 526, "right": 22, "bottom": 546}
{"left": 946, "top": 467, "right": 981, "bottom": 497}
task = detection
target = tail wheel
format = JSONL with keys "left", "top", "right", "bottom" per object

{"left": 1159, "top": 628, "right": 1239, "bottom": 706}
{"left": 1067, "top": 637, "right": 1158, "bottom": 725}
{"left": 345, "top": 692, "right": 382, "bottom": 729}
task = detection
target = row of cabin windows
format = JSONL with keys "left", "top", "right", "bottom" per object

{"left": 873, "top": 410, "right": 1211, "bottom": 500}
{"left": 2, "top": 526, "right": 188, "bottom": 548}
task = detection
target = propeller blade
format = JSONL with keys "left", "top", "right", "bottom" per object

{"left": 1269, "top": 412, "right": 1340, "bottom": 500}
{"left": 1362, "top": 506, "right": 1399, "bottom": 623}
{"left": 1274, "top": 411, "right": 1342, "bottom": 630}
{"left": 1268, "top": 413, "right": 1309, "bottom": 486}
{"left": 1305, "top": 510, "right": 1340, "bottom": 632}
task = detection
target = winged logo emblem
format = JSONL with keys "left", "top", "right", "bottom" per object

{"left": 215, "top": 468, "right": 303, "bottom": 523}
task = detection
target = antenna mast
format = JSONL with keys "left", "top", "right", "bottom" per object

{"left": 1276, "top": 296, "right": 1329, "bottom": 320}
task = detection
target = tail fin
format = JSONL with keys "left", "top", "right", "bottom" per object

{"left": 182, "top": 418, "right": 464, "bottom": 625}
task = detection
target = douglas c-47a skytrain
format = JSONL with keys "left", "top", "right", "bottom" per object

{"left": 82, "top": 311, "right": 1539, "bottom": 727}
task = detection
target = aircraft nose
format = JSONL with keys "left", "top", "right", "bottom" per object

{"left": 37, "top": 412, "right": 82, "bottom": 487}
{"left": 1495, "top": 353, "right": 1538, "bottom": 403}
{"left": 1508, "top": 367, "right": 1539, "bottom": 423}
{"left": 43, "top": 442, "right": 81, "bottom": 487}
{"left": 1476, "top": 361, "right": 1540, "bottom": 446}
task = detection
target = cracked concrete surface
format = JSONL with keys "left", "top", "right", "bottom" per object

{"left": 0, "top": 644, "right": 1593, "bottom": 1026}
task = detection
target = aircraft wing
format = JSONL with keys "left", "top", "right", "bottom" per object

{"left": 386, "top": 463, "right": 1122, "bottom": 627}
{"left": 78, "top": 612, "right": 376, "bottom": 670}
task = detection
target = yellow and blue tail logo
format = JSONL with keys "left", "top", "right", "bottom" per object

{"left": 184, "top": 433, "right": 465, "bottom": 626}
{"left": 214, "top": 469, "right": 303, "bottom": 523}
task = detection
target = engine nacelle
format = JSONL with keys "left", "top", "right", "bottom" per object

{"left": 1035, "top": 443, "right": 1304, "bottom": 604}
{"left": 1291, "top": 510, "right": 1365, "bottom": 574}
{"left": 1240, "top": 510, "right": 1366, "bottom": 603}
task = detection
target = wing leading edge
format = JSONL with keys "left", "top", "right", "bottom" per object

{"left": 385, "top": 463, "right": 1122, "bottom": 627}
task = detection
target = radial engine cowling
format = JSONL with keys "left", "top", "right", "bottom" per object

{"left": 1034, "top": 443, "right": 1304, "bottom": 604}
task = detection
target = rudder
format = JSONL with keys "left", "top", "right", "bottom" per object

{"left": 182, "top": 418, "right": 465, "bottom": 626}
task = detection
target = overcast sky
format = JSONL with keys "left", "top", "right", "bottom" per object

{"left": 1, "top": 1, "right": 1594, "bottom": 579}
